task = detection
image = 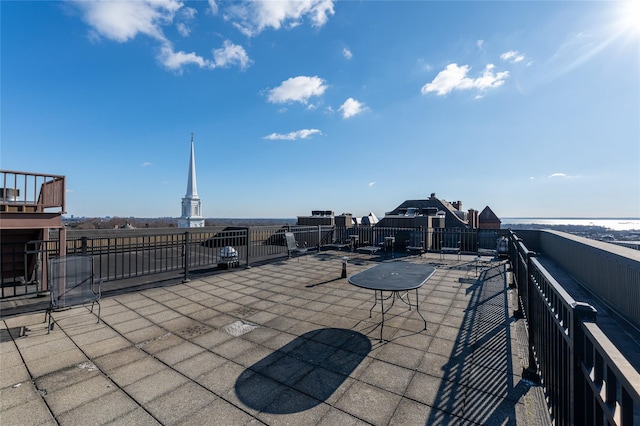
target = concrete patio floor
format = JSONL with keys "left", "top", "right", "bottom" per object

{"left": 1, "top": 252, "right": 550, "bottom": 425}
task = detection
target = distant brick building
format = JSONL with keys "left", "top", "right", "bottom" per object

{"left": 479, "top": 206, "right": 501, "bottom": 229}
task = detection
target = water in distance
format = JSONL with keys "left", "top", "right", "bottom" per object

{"left": 502, "top": 218, "right": 640, "bottom": 231}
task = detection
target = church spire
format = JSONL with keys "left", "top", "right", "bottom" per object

{"left": 185, "top": 132, "right": 198, "bottom": 198}
{"left": 178, "top": 133, "right": 205, "bottom": 228}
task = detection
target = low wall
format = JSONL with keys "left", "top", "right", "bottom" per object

{"left": 526, "top": 230, "right": 640, "bottom": 333}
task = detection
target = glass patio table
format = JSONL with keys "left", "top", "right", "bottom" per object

{"left": 348, "top": 261, "right": 436, "bottom": 342}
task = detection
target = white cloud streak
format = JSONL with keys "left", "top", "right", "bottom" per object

{"left": 224, "top": 0, "right": 335, "bottom": 37}
{"left": 267, "top": 76, "right": 328, "bottom": 104}
{"left": 343, "top": 47, "right": 353, "bottom": 59}
{"left": 501, "top": 50, "right": 525, "bottom": 63}
{"left": 547, "top": 172, "right": 582, "bottom": 179}
{"left": 207, "top": 0, "right": 218, "bottom": 15}
{"left": 338, "top": 97, "right": 367, "bottom": 119}
{"left": 263, "top": 129, "right": 322, "bottom": 140}
{"left": 176, "top": 22, "right": 190, "bottom": 37}
{"left": 547, "top": 31, "right": 617, "bottom": 82}
{"left": 176, "top": 6, "right": 197, "bottom": 37}
{"left": 421, "top": 63, "right": 509, "bottom": 96}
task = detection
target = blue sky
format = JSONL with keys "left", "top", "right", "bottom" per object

{"left": 2, "top": 1, "right": 639, "bottom": 219}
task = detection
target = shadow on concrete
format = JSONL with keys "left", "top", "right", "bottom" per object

{"left": 305, "top": 277, "right": 344, "bottom": 288}
{"left": 235, "top": 328, "right": 370, "bottom": 414}
{"left": 426, "top": 263, "right": 530, "bottom": 425}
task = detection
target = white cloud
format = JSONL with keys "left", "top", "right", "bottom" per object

{"left": 71, "top": 0, "right": 251, "bottom": 74}
{"left": 368, "top": 181, "right": 376, "bottom": 187}
{"left": 548, "top": 172, "right": 581, "bottom": 179}
{"left": 476, "top": 39, "right": 484, "bottom": 49}
{"left": 176, "top": 6, "right": 197, "bottom": 37}
{"left": 72, "top": 0, "right": 181, "bottom": 43}
{"left": 501, "top": 50, "right": 525, "bottom": 63}
{"left": 158, "top": 43, "right": 209, "bottom": 71}
{"left": 159, "top": 40, "right": 251, "bottom": 71}
{"left": 142, "top": 162, "right": 152, "bottom": 167}
{"left": 267, "top": 76, "right": 328, "bottom": 104}
{"left": 207, "top": 0, "right": 219, "bottom": 15}
{"left": 338, "top": 97, "right": 367, "bottom": 119}
{"left": 213, "top": 40, "right": 253, "bottom": 69}
{"left": 343, "top": 47, "right": 353, "bottom": 60}
{"left": 176, "top": 23, "right": 190, "bottom": 37}
{"left": 421, "top": 63, "right": 509, "bottom": 96}
{"left": 224, "top": 0, "right": 335, "bottom": 37}
{"left": 263, "top": 129, "right": 322, "bottom": 140}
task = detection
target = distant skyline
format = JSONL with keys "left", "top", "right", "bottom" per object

{"left": 2, "top": 1, "right": 639, "bottom": 219}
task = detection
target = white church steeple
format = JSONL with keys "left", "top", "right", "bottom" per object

{"left": 178, "top": 133, "right": 205, "bottom": 228}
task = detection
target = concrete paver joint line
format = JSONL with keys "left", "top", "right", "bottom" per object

{"left": 1, "top": 319, "right": 58, "bottom": 424}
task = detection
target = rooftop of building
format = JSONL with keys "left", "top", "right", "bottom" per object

{"left": 0, "top": 251, "right": 550, "bottom": 425}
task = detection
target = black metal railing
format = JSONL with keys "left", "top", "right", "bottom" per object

{"left": 3, "top": 223, "right": 639, "bottom": 425}
{"left": 508, "top": 230, "right": 640, "bottom": 426}
{"left": 1, "top": 225, "right": 510, "bottom": 297}
{"left": 0, "top": 225, "right": 506, "bottom": 297}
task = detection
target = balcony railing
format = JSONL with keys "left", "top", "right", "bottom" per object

{"left": 0, "top": 170, "right": 66, "bottom": 213}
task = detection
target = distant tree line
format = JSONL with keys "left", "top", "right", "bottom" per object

{"left": 64, "top": 217, "right": 295, "bottom": 230}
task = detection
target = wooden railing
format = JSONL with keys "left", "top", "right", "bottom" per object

{"left": 0, "top": 170, "right": 66, "bottom": 213}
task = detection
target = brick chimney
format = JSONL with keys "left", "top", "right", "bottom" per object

{"left": 468, "top": 209, "right": 479, "bottom": 228}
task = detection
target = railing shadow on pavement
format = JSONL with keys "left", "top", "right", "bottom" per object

{"left": 235, "top": 328, "right": 371, "bottom": 414}
{"left": 425, "top": 263, "right": 537, "bottom": 425}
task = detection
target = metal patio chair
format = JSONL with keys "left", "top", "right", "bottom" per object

{"left": 440, "top": 240, "right": 461, "bottom": 260}
{"left": 284, "top": 232, "right": 309, "bottom": 260}
{"left": 44, "top": 255, "right": 101, "bottom": 333}
{"left": 406, "top": 231, "right": 426, "bottom": 256}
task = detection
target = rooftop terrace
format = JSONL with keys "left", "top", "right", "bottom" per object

{"left": 1, "top": 252, "right": 549, "bottom": 425}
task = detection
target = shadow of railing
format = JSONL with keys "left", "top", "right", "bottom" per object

{"left": 235, "top": 328, "right": 371, "bottom": 414}
{"left": 426, "top": 263, "right": 531, "bottom": 424}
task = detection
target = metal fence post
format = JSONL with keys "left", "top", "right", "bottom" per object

{"left": 183, "top": 231, "right": 190, "bottom": 283}
{"left": 571, "top": 301, "right": 597, "bottom": 425}
{"left": 523, "top": 250, "right": 540, "bottom": 383}
{"left": 81, "top": 236, "right": 88, "bottom": 256}
{"left": 245, "top": 227, "right": 251, "bottom": 268}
